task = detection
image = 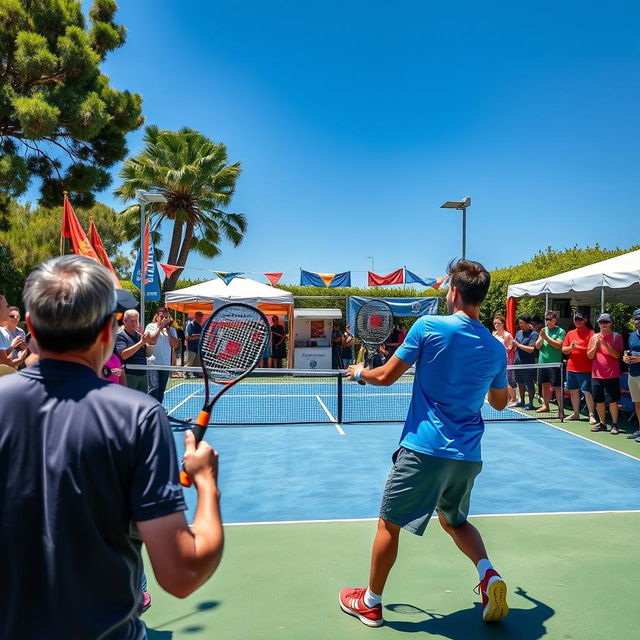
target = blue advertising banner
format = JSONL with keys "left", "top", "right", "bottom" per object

{"left": 346, "top": 296, "right": 439, "bottom": 330}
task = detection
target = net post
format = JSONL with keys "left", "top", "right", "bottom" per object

{"left": 337, "top": 371, "right": 343, "bottom": 423}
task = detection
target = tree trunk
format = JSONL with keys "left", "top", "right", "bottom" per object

{"left": 163, "top": 220, "right": 195, "bottom": 294}
{"left": 166, "top": 218, "right": 184, "bottom": 266}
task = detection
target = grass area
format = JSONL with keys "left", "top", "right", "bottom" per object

{"left": 143, "top": 513, "right": 640, "bottom": 639}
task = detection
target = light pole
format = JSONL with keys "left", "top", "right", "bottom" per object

{"left": 440, "top": 196, "right": 471, "bottom": 260}
{"left": 135, "top": 190, "right": 167, "bottom": 327}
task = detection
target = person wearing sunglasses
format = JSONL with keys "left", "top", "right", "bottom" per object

{"left": 562, "top": 312, "right": 597, "bottom": 423}
{"left": 587, "top": 313, "right": 623, "bottom": 434}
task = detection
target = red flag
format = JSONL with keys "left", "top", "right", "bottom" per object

{"left": 159, "top": 263, "right": 183, "bottom": 279}
{"left": 506, "top": 297, "right": 517, "bottom": 336}
{"left": 89, "top": 217, "right": 121, "bottom": 286}
{"left": 61, "top": 194, "right": 100, "bottom": 261}
{"left": 432, "top": 275, "right": 450, "bottom": 290}
{"left": 264, "top": 272, "right": 283, "bottom": 286}
{"left": 368, "top": 268, "right": 404, "bottom": 286}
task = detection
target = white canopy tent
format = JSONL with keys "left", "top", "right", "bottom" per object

{"left": 165, "top": 276, "right": 295, "bottom": 366}
{"left": 507, "top": 249, "right": 640, "bottom": 310}
{"left": 164, "top": 276, "right": 293, "bottom": 313}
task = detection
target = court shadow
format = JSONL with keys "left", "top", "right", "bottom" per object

{"left": 385, "top": 587, "right": 553, "bottom": 639}
{"left": 149, "top": 600, "right": 220, "bottom": 631}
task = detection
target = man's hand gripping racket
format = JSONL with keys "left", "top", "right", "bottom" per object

{"left": 179, "top": 303, "right": 270, "bottom": 487}
{"left": 351, "top": 300, "right": 394, "bottom": 385}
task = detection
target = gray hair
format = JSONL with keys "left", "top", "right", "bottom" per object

{"left": 23, "top": 255, "right": 116, "bottom": 352}
{"left": 123, "top": 309, "right": 139, "bottom": 321}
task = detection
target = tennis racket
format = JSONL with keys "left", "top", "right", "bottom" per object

{"left": 179, "top": 302, "right": 270, "bottom": 487}
{"left": 354, "top": 300, "right": 394, "bottom": 384}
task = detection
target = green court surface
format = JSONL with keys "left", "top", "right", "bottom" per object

{"left": 143, "top": 511, "right": 640, "bottom": 639}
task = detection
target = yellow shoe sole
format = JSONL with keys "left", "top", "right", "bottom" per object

{"left": 483, "top": 579, "right": 509, "bottom": 622}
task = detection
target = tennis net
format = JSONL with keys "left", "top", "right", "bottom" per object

{"left": 130, "top": 362, "right": 564, "bottom": 425}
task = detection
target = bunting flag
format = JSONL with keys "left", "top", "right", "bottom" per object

{"left": 300, "top": 269, "right": 351, "bottom": 287}
{"left": 431, "top": 275, "right": 451, "bottom": 290}
{"left": 264, "top": 272, "right": 283, "bottom": 287}
{"left": 132, "top": 221, "right": 161, "bottom": 301}
{"left": 61, "top": 193, "right": 100, "bottom": 261}
{"left": 159, "top": 263, "right": 184, "bottom": 279}
{"left": 368, "top": 268, "right": 404, "bottom": 286}
{"left": 404, "top": 269, "right": 436, "bottom": 288}
{"left": 88, "top": 217, "right": 121, "bottom": 286}
{"left": 213, "top": 271, "right": 243, "bottom": 285}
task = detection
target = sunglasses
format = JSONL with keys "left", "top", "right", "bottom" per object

{"left": 8, "top": 314, "right": 19, "bottom": 319}
{"left": 598, "top": 321, "right": 611, "bottom": 324}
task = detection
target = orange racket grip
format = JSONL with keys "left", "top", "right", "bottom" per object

{"left": 180, "top": 410, "right": 211, "bottom": 488}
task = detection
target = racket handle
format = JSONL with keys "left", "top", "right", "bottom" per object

{"left": 180, "top": 411, "right": 211, "bottom": 488}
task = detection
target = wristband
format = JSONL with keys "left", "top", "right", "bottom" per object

{"left": 354, "top": 366, "right": 363, "bottom": 382}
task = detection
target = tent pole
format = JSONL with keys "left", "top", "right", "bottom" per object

{"left": 545, "top": 293, "right": 549, "bottom": 311}
{"left": 600, "top": 287, "right": 605, "bottom": 314}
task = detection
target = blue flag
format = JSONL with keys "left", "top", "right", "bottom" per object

{"left": 132, "top": 221, "right": 161, "bottom": 301}
{"left": 404, "top": 269, "right": 436, "bottom": 287}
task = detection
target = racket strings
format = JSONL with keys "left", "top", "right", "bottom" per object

{"left": 356, "top": 302, "right": 394, "bottom": 346}
{"left": 200, "top": 310, "right": 270, "bottom": 384}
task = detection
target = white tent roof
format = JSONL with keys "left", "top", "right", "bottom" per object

{"left": 165, "top": 276, "right": 293, "bottom": 309}
{"left": 507, "top": 249, "right": 640, "bottom": 304}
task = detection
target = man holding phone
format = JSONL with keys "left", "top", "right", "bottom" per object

{"left": 145, "top": 307, "right": 179, "bottom": 402}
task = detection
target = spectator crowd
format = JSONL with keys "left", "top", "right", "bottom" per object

{"left": 491, "top": 309, "right": 640, "bottom": 439}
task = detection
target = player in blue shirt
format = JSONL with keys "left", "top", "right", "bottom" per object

{"left": 340, "top": 259, "right": 509, "bottom": 628}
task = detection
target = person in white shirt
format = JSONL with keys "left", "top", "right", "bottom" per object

{"left": 145, "top": 307, "right": 178, "bottom": 402}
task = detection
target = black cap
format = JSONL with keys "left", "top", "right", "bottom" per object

{"left": 115, "top": 289, "right": 138, "bottom": 312}
{"left": 573, "top": 311, "right": 586, "bottom": 320}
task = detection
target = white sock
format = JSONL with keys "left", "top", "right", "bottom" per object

{"left": 476, "top": 558, "right": 493, "bottom": 581}
{"left": 363, "top": 587, "right": 382, "bottom": 607}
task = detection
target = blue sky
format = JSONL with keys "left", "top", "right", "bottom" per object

{"left": 78, "top": 1, "right": 639, "bottom": 286}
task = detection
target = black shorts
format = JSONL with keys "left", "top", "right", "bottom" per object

{"left": 591, "top": 377, "right": 621, "bottom": 404}
{"left": 538, "top": 366, "right": 562, "bottom": 387}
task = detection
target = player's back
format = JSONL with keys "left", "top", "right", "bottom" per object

{"left": 395, "top": 314, "right": 507, "bottom": 461}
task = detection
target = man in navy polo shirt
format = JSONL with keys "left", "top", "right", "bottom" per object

{"left": 340, "top": 259, "right": 509, "bottom": 628}
{"left": 116, "top": 308, "right": 154, "bottom": 391}
{"left": 0, "top": 256, "right": 224, "bottom": 640}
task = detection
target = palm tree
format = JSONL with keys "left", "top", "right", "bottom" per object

{"left": 114, "top": 125, "right": 247, "bottom": 294}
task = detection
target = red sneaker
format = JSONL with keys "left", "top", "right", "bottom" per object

{"left": 475, "top": 569, "right": 508, "bottom": 622}
{"left": 339, "top": 587, "right": 383, "bottom": 627}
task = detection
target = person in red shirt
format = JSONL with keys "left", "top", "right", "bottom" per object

{"left": 587, "top": 313, "right": 623, "bottom": 433}
{"left": 561, "top": 312, "right": 596, "bottom": 423}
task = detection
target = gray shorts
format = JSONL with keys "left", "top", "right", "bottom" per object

{"left": 379, "top": 447, "right": 482, "bottom": 536}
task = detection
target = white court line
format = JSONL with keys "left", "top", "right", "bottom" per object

{"left": 525, "top": 415, "right": 640, "bottom": 463}
{"left": 314, "top": 395, "right": 345, "bottom": 435}
{"left": 167, "top": 389, "right": 201, "bottom": 415}
{"left": 224, "top": 509, "right": 640, "bottom": 527}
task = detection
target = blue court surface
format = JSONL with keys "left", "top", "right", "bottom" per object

{"left": 172, "top": 417, "right": 640, "bottom": 524}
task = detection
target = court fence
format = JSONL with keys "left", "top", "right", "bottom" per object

{"left": 129, "top": 362, "right": 564, "bottom": 426}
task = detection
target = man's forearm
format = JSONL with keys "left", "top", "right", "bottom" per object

{"left": 120, "top": 341, "right": 144, "bottom": 360}
{"left": 185, "top": 479, "right": 224, "bottom": 588}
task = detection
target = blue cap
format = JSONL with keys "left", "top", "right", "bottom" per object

{"left": 633, "top": 309, "right": 640, "bottom": 319}
{"left": 596, "top": 313, "right": 612, "bottom": 323}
